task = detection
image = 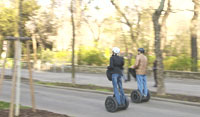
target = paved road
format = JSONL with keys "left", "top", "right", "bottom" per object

{"left": 0, "top": 81, "right": 200, "bottom": 117}
{"left": 1, "top": 69, "right": 200, "bottom": 97}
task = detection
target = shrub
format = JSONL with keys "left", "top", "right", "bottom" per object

{"left": 77, "top": 46, "right": 109, "bottom": 66}
{"left": 147, "top": 55, "right": 156, "bottom": 66}
{"left": 38, "top": 49, "right": 71, "bottom": 64}
{"left": 164, "top": 55, "right": 191, "bottom": 71}
{"left": 40, "top": 49, "right": 54, "bottom": 62}
{"left": 0, "top": 58, "right": 13, "bottom": 68}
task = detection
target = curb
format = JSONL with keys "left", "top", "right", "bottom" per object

{"left": 151, "top": 97, "right": 200, "bottom": 107}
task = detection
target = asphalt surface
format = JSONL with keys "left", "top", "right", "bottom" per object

{"left": 0, "top": 81, "right": 200, "bottom": 117}
{"left": 1, "top": 68, "right": 200, "bottom": 97}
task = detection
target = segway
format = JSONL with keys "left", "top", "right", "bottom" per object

{"left": 105, "top": 95, "right": 129, "bottom": 112}
{"left": 127, "top": 68, "right": 136, "bottom": 81}
{"left": 131, "top": 89, "right": 150, "bottom": 103}
{"left": 128, "top": 68, "right": 150, "bottom": 103}
{"left": 105, "top": 68, "right": 129, "bottom": 112}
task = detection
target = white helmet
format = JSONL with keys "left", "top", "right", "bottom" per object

{"left": 112, "top": 47, "right": 120, "bottom": 54}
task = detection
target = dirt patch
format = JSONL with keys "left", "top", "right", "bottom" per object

{"left": 0, "top": 109, "right": 69, "bottom": 117}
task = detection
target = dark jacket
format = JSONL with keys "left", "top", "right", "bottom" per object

{"left": 108, "top": 55, "right": 124, "bottom": 75}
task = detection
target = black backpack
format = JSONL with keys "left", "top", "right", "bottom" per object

{"left": 106, "top": 69, "right": 112, "bottom": 81}
{"left": 128, "top": 68, "right": 136, "bottom": 78}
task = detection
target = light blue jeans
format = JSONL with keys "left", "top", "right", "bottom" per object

{"left": 112, "top": 74, "right": 125, "bottom": 105}
{"left": 136, "top": 75, "right": 148, "bottom": 96}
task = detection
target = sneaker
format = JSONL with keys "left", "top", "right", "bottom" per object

{"left": 142, "top": 95, "right": 147, "bottom": 99}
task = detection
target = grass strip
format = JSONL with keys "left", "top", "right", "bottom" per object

{"left": 35, "top": 81, "right": 200, "bottom": 103}
{"left": 0, "top": 101, "right": 29, "bottom": 110}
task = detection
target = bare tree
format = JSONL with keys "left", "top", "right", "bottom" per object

{"left": 70, "top": 0, "right": 76, "bottom": 84}
{"left": 190, "top": 0, "right": 199, "bottom": 71}
{"left": 152, "top": 0, "right": 166, "bottom": 95}
{"left": 110, "top": 0, "right": 139, "bottom": 48}
{"left": 84, "top": 18, "right": 107, "bottom": 47}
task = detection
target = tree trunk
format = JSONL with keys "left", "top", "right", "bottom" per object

{"left": 0, "top": 41, "right": 10, "bottom": 95}
{"left": 0, "top": 35, "right": 3, "bottom": 56}
{"left": 161, "top": 0, "right": 171, "bottom": 52}
{"left": 9, "top": 41, "right": 18, "bottom": 117}
{"left": 152, "top": 0, "right": 166, "bottom": 95}
{"left": 32, "top": 35, "right": 37, "bottom": 69}
{"left": 190, "top": 0, "right": 199, "bottom": 72}
{"left": 26, "top": 41, "right": 36, "bottom": 112}
{"left": 122, "top": 31, "right": 132, "bottom": 81}
{"left": 71, "top": 0, "right": 76, "bottom": 84}
{"left": 9, "top": 0, "right": 23, "bottom": 116}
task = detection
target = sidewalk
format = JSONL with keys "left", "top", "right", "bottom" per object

{"left": 1, "top": 68, "right": 200, "bottom": 97}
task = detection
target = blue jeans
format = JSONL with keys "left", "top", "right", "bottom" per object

{"left": 112, "top": 74, "right": 125, "bottom": 105}
{"left": 136, "top": 75, "right": 148, "bottom": 96}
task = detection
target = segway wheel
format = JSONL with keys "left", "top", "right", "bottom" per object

{"left": 105, "top": 96, "right": 118, "bottom": 112}
{"left": 122, "top": 96, "right": 129, "bottom": 110}
{"left": 142, "top": 90, "right": 151, "bottom": 102}
{"left": 131, "top": 90, "right": 142, "bottom": 103}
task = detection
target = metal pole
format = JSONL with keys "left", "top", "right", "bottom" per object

{"left": 15, "top": 40, "right": 22, "bottom": 116}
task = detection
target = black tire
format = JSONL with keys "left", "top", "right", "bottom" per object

{"left": 131, "top": 90, "right": 142, "bottom": 103}
{"left": 142, "top": 90, "right": 151, "bottom": 102}
{"left": 105, "top": 96, "right": 118, "bottom": 112}
{"left": 122, "top": 96, "right": 129, "bottom": 110}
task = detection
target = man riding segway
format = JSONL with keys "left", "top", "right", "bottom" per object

{"left": 105, "top": 47, "right": 129, "bottom": 112}
{"left": 130, "top": 48, "right": 150, "bottom": 103}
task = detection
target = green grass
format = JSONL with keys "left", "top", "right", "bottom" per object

{"left": 95, "top": 88, "right": 111, "bottom": 92}
{"left": 0, "top": 101, "right": 10, "bottom": 109}
{"left": 0, "top": 101, "right": 30, "bottom": 110}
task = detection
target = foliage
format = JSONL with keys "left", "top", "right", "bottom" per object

{"left": 164, "top": 55, "right": 191, "bottom": 71}
{"left": 40, "top": 49, "right": 54, "bottom": 62}
{"left": 37, "top": 48, "right": 197, "bottom": 71}
{"left": 0, "top": 58, "right": 13, "bottom": 68}
{"left": 26, "top": 0, "right": 61, "bottom": 50}
{"left": 54, "top": 51, "right": 70, "bottom": 62}
{"left": 78, "top": 46, "right": 108, "bottom": 66}
{"left": 82, "top": 49, "right": 106, "bottom": 65}
{"left": 22, "top": 0, "right": 40, "bottom": 36}
{"left": 39, "top": 49, "right": 71, "bottom": 64}
{"left": 147, "top": 55, "right": 156, "bottom": 66}
{"left": 0, "top": 0, "right": 39, "bottom": 37}
{"left": 0, "top": 8, "right": 17, "bottom": 36}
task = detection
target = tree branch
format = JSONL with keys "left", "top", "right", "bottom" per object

{"left": 110, "top": 0, "right": 139, "bottom": 47}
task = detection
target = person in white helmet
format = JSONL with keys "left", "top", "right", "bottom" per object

{"left": 107, "top": 47, "right": 125, "bottom": 106}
